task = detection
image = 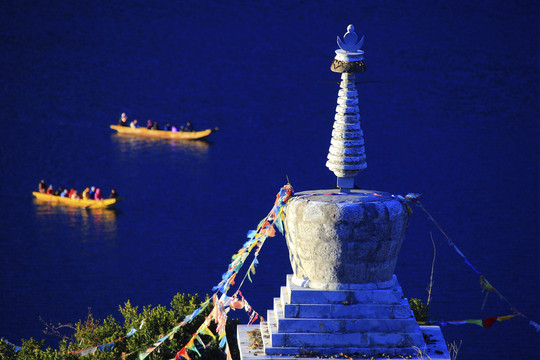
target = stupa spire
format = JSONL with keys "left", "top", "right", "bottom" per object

{"left": 326, "top": 24, "right": 367, "bottom": 192}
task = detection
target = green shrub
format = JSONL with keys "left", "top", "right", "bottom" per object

{"left": 1, "top": 293, "right": 239, "bottom": 360}
{"left": 409, "top": 297, "right": 430, "bottom": 322}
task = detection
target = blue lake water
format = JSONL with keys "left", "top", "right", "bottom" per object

{"left": 1, "top": 1, "right": 538, "bottom": 359}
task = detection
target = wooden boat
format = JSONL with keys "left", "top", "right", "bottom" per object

{"left": 110, "top": 125, "right": 217, "bottom": 140}
{"left": 32, "top": 192, "right": 119, "bottom": 209}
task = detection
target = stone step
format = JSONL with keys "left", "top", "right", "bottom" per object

{"left": 264, "top": 345, "right": 423, "bottom": 357}
{"left": 287, "top": 274, "right": 399, "bottom": 291}
{"left": 271, "top": 300, "right": 419, "bottom": 333}
{"left": 263, "top": 312, "right": 279, "bottom": 348}
{"left": 278, "top": 315, "right": 420, "bottom": 334}
{"left": 265, "top": 312, "right": 425, "bottom": 349}
{"left": 270, "top": 331, "right": 425, "bottom": 350}
{"left": 268, "top": 306, "right": 283, "bottom": 330}
{"left": 280, "top": 286, "right": 290, "bottom": 308}
{"left": 260, "top": 320, "right": 424, "bottom": 357}
{"left": 284, "top": 275, "right": 405, "bottom": 305}
{"left": 275, "top": 297, "right": 415, "bottom": 319}
{"left": 240, "top": 324, "right": 450, "bottom": 360}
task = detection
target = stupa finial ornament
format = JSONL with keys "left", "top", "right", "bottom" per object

{"left": 337, "top": 24, "right": 364, "bottom": 52}
{"left": 326, "top": 24, "right": 367, "bottom": 192}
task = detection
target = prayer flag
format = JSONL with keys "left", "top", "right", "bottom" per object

{"left": 175, "top": 347, "right": 191, "bottom": 360}
{"left": 98, "top": 342, "right": 114, "bottom": 351}
{"left": 195, "top": 334, "right": 206, "bottom": 348}
{"left": 266, "top": 224, "right": 276, "bottom": 237}
{"left": 80, "top": 347, "right": 98, "bottom": 355}
{"left": 186, "top": 338, "right": 201, "bottom": 357}
{"left": 219, "top": 334, "right": 227, "bottom": 348}
{"left": 199, "top": 324, "right": 216, "bottom": 339}
{"left": 465, "top": 319, "right": 483, "bottom": 327}
{"left": 482, "top": 317, "right": 498, "bottom": 328}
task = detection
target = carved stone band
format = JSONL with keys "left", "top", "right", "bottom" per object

{"left": 331, "top": 59, "right": 366, "bottom": 73}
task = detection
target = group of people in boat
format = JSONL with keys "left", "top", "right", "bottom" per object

{"left": 38, "top": 180, "right": 119, "bottom": 201}
{"left": 117, "top": 113, "right": 196, "bottom": 133}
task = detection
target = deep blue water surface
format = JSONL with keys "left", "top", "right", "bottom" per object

{"left": 1, "top": 1, "right": 539, "bottom": 359}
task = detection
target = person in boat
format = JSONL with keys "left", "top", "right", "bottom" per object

{"left": 60, "top": 189, "right": 68, "bottom": 198}
{"left": 185, "top": 121, "right": 195, "bottom": 132}
{"left": 171, "top": 124, "right": 179, "bottom": 133}
{"left": 164, "top": 123, "right": 171, "bottom": 131}
{"left": 82, "top": 187, "right": 91, "bottom": 199}
{"left": 71, "top": 190, "right": 80, "bottom": 199}
{"left": 130, "top": 119, "right": 138, "bottom": 128}
{"left": 109, "top": 189, "right": 119, "bottom": 199}
{"left": 94, "top": 188, "right": 103, "bottom": 201}
{"left": 118, "top": 113, "right": 129, "bottom": 127}
{"left": 89, "top": 186, "right": 96, "bottom": 198}
{"left": 46, "top": 185, "right": 54, "bottom": 195}
{"left": 38, "top": 180, "right": 47, "bottom": 193}
{"left": 151, "top": 121, "right": 159, "bottom": 130}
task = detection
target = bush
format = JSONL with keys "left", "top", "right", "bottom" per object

{"left": 1, "top": 293, "right": 239, "bottom": 360}
{"left": 408, "top": 297, "right": 430, "bottom": 322}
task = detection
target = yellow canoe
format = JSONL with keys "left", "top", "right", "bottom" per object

{"left": 110, "top": 125, "right": 217, "bottom": 140}
{"left": 32, "top": 192, "right": 119, "bottom": 209}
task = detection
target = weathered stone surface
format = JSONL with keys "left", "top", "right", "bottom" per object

{"left": 326, "top": 70, "right": 367, "bottom": 186}
{"left": 237, "top": 324, "right": 451, "bottom": 360}
{"left": 278, "top": 298, "right": 414, "bottom": 320}
{"left": 330, "top": 59, "right": 366, "bottom": 73}
{"left": 270, "top": 330, "right": 423, "bottom": 348}
{"left": 238, "top": 275, "right": 448, "bottom": 359}
{"left": 284, "top": 190, "right": 408, "bottom": 289}
{"left": 280, "top": 276, "right": 405, "bottom": 305}
{"left": 335, "top": 113, "right": 359, "bottom": 122}
{"left": 272, "top": 313, "right": 420, "bottom": 334}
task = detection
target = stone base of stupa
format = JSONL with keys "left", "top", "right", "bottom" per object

{"left": 237, "top": 275, "right": 450, "bottom": 360}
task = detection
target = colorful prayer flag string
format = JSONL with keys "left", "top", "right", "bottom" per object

{"left": 419, "top": 314, "right": 519, "bottom": 329}
{"left": 133, "top": 299, "right": 211, "bottom": 359}
{"left": 69, "top": 326, "right": 139, "bottom": 355}
{"left": 2, "top": 339, "right": 21, "bottom": 352}
{"left": 397, "top": 193, "right": 540, "bottom": 333}
{"left": 213, "top": 183, "right": 293, "bottom": 296}
{"left": 175, "top": 184, "right": 293, "bottom": 360}
{"left": 136, "top": 183, "right": 294, "bottom": 360}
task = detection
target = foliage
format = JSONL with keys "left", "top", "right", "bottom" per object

{"left": 409, "top": 297, "right": 430, "bottom": 322}
{"left": 0, "top": 338, "right": 67, "bottom": 360}
{"left": 1, "top": 293, "right": 240, "bottom": 360}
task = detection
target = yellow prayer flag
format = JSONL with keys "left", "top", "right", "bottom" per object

{"left": 199, "top": 324, "right": 217, "bottom": 339}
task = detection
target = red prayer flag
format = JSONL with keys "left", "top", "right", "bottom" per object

{"left": 482, "top": 317, "right": 498, "bottom": 328}
{"left": 267, "top": 224, "right": 276, "bottom": 237}
{"left": 175, "top": 347, "right": 191, "bottom": 360}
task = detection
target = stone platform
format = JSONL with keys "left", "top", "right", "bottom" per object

{"left": 237, "top": 275, "right": 450, "bottom": 360}
{"left": 237, "top": 324, "right": 450, "bottom": 360}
